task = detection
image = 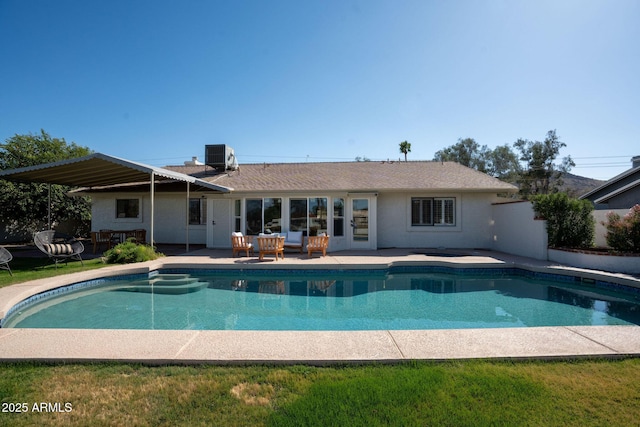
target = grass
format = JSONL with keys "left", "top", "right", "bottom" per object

{"left": 0, "top": 359, "right": 639, "bottom": 426}
{"left": 0, "top": 254, "right": 109, "bottom": 289}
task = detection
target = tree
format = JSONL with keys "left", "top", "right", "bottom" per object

{"left": 514, "top": 129, "right": 575, "bottom": 197}
{"left": 0, "top": 130, "right": 93, "bottom": 239}
{"left": 399, "top": 141, "right": 411, "bottom": 162}
{"left": 433, "top": 138, "right": 491, "bottom": 173}
{"left": 485, "top": 144, "right": 521, "bottom": 181}
{"left": 531, "top": 193, "right": 594, "bottom": 248}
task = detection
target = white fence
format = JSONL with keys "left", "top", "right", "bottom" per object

{"left": 491, "top": 201, "right": 548, "bottom": 260}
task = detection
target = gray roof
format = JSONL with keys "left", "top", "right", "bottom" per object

{"left": 0, "top": 153, "right": 232, "bottom": 192}
{"left": 580, "top": 163, "right": 640, "bottom": 203}
{"left": 166, "top": 161, "right": 518, "bottom": 193}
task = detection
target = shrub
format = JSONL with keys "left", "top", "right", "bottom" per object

{"left": 531, "top": 193, "right": 595, "bottom": 248}
{"left": 603, "top": 204, "right": 640, "bottom": 253}
{"left": 104, "top": 239, "right": 164, "bottom": 264}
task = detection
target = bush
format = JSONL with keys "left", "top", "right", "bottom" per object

{"left": 531, "top": 193, "right": 595, "bottom": 248}
{"left": 103, "top": 239, "right": 164, "bottom": 264}
{"left": 603, "top": 204, "right": 640, "bottom": 253}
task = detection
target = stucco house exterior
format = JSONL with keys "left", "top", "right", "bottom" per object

{"left": 580, "top": 155, "right": 640, "bottom": 210}
{"left": 84, "top": 155, "right": 518, "bottom": 252}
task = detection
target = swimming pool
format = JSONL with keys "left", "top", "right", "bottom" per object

{"left": 4, "top": 267, "right": 640, "bottom": 330}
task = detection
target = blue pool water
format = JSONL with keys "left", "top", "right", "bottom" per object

{"left": 3, "top": 269, "right": 640, "bottom": 330}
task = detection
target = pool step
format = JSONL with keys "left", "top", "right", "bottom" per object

{"left": 120, "top": 274, "right": 209, "bottom": 294}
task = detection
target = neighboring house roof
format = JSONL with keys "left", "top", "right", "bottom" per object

{"left": 0, "top": 153, "right": 232, "bottom": 193}
{"left": 579, "top": 163, "right": 640, "bottom": 204}
{"left": 165, "top": 161, "right": 518, "bottom": 193}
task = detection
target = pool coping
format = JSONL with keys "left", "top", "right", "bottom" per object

{"left": 1, "top": 248, "right": 640, "bottom": 364}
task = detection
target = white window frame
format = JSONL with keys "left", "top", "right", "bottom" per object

{"left": 289, "top": 196, "right": 329, "bottom": 236}
{"left": 189, "top": 198, "right": 207, "bottom": 225}
{"left": 115, "top": 197, "right": 143, "bottom": 223}
{"left": 245, "top": 197, "right": 283, "bottom": 235}
{"left": 409, "top": 196, "right": 457, "bottom": 228}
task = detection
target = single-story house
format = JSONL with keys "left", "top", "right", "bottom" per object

{"left": 79, "top": 147, "right": 518, "bottom": 251}
{"left": 580, "top": 155, "right": 640, "bottom": 210}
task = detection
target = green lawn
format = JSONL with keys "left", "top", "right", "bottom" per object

{"left": 0, "top": 255, "right": 108, "bottom": 289}
{"left": 0, "top": 359, "right": 638, "bottom": 426}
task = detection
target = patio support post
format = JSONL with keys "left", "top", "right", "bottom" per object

{"left": 150, "top": 172, "right": 155, "bottom": 247}
{"left": 185, "top": 181, "right": 190, "bottom": 252}
{"left": 47, "top": 183, "right": 51, "bottom": 230}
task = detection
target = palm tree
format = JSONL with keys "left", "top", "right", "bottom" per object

{"left": 399, "top": 141, "right": 411, "bottom": 162}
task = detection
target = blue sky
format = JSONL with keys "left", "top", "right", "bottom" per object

{"left": 1, "top": 0, "right": 638, "bottom": 180}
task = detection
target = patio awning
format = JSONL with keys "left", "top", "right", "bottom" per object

{"left": 0, "top": 152, "right": 232, "bottom": 192}
{"left": 0, "top": 153, "right": 232, "bottom": 250}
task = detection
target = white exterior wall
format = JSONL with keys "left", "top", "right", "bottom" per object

{"left": 92, "top": 191, "right": 515, "bottom": 251}
{"left": 91, "top": 193, "right": 148, "bottom": 231}
{"left": 91, "top": 193, "right": 209, "bottom": 244}
{"left": 154, "top": 195, "right": 206, "bottom": 244}
{"left": 377, "top": 192, "right": 496, "bottom": 249}
{"left": 491, "top": 201, "right": 548, "bottom": 260}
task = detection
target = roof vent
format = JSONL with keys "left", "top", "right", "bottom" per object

{"left": 632, "top": 155, "right": 640, "bottom": 169}
{"left": 184, "top": 156, "right": 204, "bottom": 166}
{"left": 205, "top": 145, "right": 238, "bottom": 171}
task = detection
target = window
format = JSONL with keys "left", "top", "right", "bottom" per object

{"left": 246, "top": 199, "right": 263, "bottom": 235}
{"left": 309, "top": 197, "right": 328, "bottom": 236}
{"left": 246, "top": 198, "right": 282, "bottom": 235}
{"left": 333, "top": 198, "right": 344, "bottom": 237}
{"left": 116, "top": 199, "right": 140, "bottom": 219}
{"left": 189, "top": 198, "right": 207, "bottom": 225}
{"left": 289, "top": 198, "right": 307, "bottom": 234}
{"left": 290, "top": 198, "right": 327, "bottom": 236}
{"left": 234, "top": 200, "right": 241, "bottom": 232}
{"left": 264, "top": 198, "right": 282, "bottom": 233}
{"left": 411, "top": 197, "right": 455, "bottom": 226}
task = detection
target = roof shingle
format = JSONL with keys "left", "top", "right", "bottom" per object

{"left": 166, "top": 161, "right": 517, "bottom": 193}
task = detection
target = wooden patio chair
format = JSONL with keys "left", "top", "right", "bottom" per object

{"left": 231, "top": 232, "right": 254, "bottom": 257}
{"left": 257, "top": 236, "right": 285, "bottom": 261}
{"left": 34, "top": 230, "right": 85, "bottom": 268}
{"left": 0, "top": 246, "right": 13, "bottom": 276}
{"left": 307, "top": 234, "right": 330, "bottom": 258}
{"left": 134, "top": 229, "right": 146, "bottom": 244}
{"left": 90, "top": 230, "right": 115, "bottom": 253}
{"left": 125, "top": 229, "right": 147, "bottom": 244}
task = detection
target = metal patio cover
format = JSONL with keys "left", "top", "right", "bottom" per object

{"left": 0, "top": 152, "right": 231, "bottom": 192}
{"left": 0, "top": 153, "right": 232, "bottom": 249}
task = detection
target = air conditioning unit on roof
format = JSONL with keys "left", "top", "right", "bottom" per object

{"left": 205, "top": 145, "right": 238, "bottom": 171}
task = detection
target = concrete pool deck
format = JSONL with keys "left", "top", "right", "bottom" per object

{"left": 1, "top": 248, "right": 640, "bottom": 364}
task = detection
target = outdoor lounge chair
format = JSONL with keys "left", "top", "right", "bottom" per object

{"left": 257, "top": 235, "right": 285, "bottom": 261}
{"left": 283, "top": 231, "right": 304, "bottom": 253}
{"left": 34, "top": 230, "right": 85, "bottom": 268}
{"left": 0, "top": 246, "right": 13, "bottom": 276}
{"left": 231, "top": 232, "right": 254, "bottom": 257}
{"left": 307, "top": 234, "right": 330, "bottom": 258}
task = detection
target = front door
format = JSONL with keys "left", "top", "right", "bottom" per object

{"left": 350, "top": 198, "right": 371, "bottom": 249}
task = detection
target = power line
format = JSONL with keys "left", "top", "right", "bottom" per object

{"left": 572, "top": 155, "right": 635, "bottom": 160}
{"left": 573, "top": 162, "right": 630, "bottom": 168}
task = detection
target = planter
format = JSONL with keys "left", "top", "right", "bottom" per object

{"left": 548, "top": 248, "right": 640, "bottom": 275}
